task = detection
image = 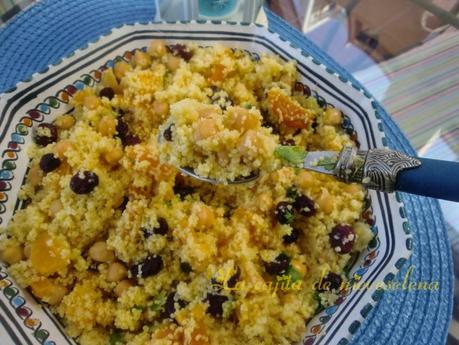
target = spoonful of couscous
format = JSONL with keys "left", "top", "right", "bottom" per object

{"left": 158, "top": 98, "right": 279, "bottom": 185}
{"left": 158, "top": 99, "right": 459, "bottom": 201}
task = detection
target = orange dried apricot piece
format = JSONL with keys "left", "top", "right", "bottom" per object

{"left": 30, "top": 232, "right": 69, "bottom": 275}
{"left": 267, "top": 89, "right": 310, "bottom": 129}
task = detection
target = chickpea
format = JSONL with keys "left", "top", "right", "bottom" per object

{"left": 28, "top": 164, "right": 43, "bottom": 187}
{"left": 83, "top": 94, "right": 100, "bottom": 110}
{"left": 88, "top": 241, "right": 115, "bottom": 263}
{"left": 226, "top": 107, "right": 260, "bottom": 132}
{"left": 53, "top": 140, "right": 72, "bottom": 159}
{"left": 134, "top": 50, "right": 151, "bottom": 69}
{"left": 198, "top": 104, "right": 220, "bottom": 119}
{"left": 296, "top": 170, "right": 314, "bottom": 189}
{"left": 114, "top": 279, "right": 133, "bottom": 297}
{"left": 48, "top": 199, "right": 62, "bottom": 218}
{"left": 167, "top": 55, "right": 181, "bottom": 71}
{"left": 238, "top": 130, "right": 264, "bottom": 155}
{"left": 23, "top": 244, "right": 31, "bottom": 259}
{"left": 98, "top": 116, "right": 117, "bottom": 137}
{"left": 103, "top": 147, "right": 124, "bottom": 166}
{"left": 194, "top": 118, "right": 218, "bottom": 141}
{"left": 317, "top": 189, "right": 333, "bottom": 214}
{"left": 113, "top": 61, "right": 132, "bottom": 80}
{"left": 195, "top": 204, "right": 215, "bottom": 228}
{"left": 54, "top": 115, "right": 75, "bottom": 130}
{"left": 153, "top": 100, "right": 169, "bottom": 117}
{"left": 101, "top": 68, "right": 119, "bottom": 90}
{"left": 0, "top": 242, "right": 24, "bottom": 265}
{"left": 323, "top": 108, "right": 342, "bottom": 126}
{"left": 148, "top": 40, "right": 167, "bottom": 57}
{"left": 107, "top": 262, "right": 128, "bottom": 282}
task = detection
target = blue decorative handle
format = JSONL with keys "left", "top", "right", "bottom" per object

{"left": 395, "top": 157, "right": 459, "bottom": 202}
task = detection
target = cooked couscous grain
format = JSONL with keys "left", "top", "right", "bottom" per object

{"left": 0, "top": 42, "right": 373, "bottom": 345}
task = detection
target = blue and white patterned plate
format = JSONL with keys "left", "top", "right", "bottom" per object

{"left": 0, "top": 22, "right": 411, "bottom": 345}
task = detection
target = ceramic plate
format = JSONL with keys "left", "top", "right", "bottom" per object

{"left": 0, "top": 22, "right": 412, "bottom": 345}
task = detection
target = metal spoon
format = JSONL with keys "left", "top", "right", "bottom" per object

{"left": 159, "top": 125, "right": 459, "bottom": 201}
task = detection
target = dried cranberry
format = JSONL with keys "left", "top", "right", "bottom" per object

{"left": 160, "top": 292, "right": 187, "bottom": 319}
{"left": 163, "top": 125, "right": 173, "bottom": 141}
{"left": 173, "top": 184, "right": 195, "bottom": 200}
{"left": 122, "top": 134, "right": 141, "bottom": 146}
{"left": 280, "top": 138, "right": 295, "bottom": 146}
{"left": 283, "top": 228, "right": 300, "bottom": 244}
{"left": 39, "top": 153, "right": 61, "bottom": 173}
{"left": 116, "top": 119, "right": 129, "bottom": 138}
{"left": 226, "top": 266, "right": 241, "bottom": 288}
{"left": 99, "top": 87, "right": 115, "bottom": 100}
{"left": 294, "top": 82, "right": 312, "bottom": 97}
{"left": 34, "top": 123, "right": 58, "bottom": 146}
{"left": 274, "top": 202, "right": 294, "bottom": 225}
{"left": 329, "top": 225, "right": 355, "bottom": 254}
{"left": 265, "top": 253, "right": 290, "bottom": 275}
{"left": 130, "top": 255, "right": 163, "bottom": 278}
{"left": 180, "top": 262, "right": 192, "bottom": 273}
{"left": 70, "top": 171, "right": 99, "bottom": 194}
{"left": 167, "top": 44, "right": 193, "bottom": 61}
{"left": 117, "top": 196, "right": 129, "bottom": 211}
{"left": 318, "top": 272, "right": 343, "bottom": 292}
{"left": 293, "top": 195, "right": 316, "bottom": 217}
{"left": 205, "top": 293, "right": 228, "bottom": 317}
{"left": 145, "top": 217, "right": 169, "bottom": 236}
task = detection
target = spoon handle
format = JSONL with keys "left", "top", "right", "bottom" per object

{"left": 335, "top": 147, "right": 459, "bottom": 202}
{"left": 395, "top": 157, "right": 459, "bottom": 202}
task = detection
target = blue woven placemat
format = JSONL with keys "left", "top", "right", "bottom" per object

{"left": 0, "top": 1, "right": 453, "bottom": 345}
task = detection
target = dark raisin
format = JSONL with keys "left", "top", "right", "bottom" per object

{"left": 34, "top": 123, "right": 58, "bottom": 146}
{"left": 70, "top": 171, "right": 99, "bottom": 194}
{"left": 173, "top": 184, "right": 195, "bottom": 200}
{"left": 130, "top": 255, "right": 163, "bottom": 278}
{"left": 180, "top": 262, "right": 192, "bottom": 273}
{"left": 117, "top": 196, "right": 129, "bottom": 211}
{"left": 153, "top": 217, "right": 169, "bottom": 235}
{"left": 116, "top": 119, "right": 129, "bottom": 139}
{"left": 311, "top": 120, "right": 319, "bottom": 132}
{"left": 163, "top": 125, "right": 173, "bottom": 141}
{"left": 205, "top": 293, "right": 228, "bottom": 317}
{"left": 160, "top": 292, "right": 187, "bottom": 319}
{"left": 283, "top": 228, "right": 300, "bottom": 244}
{"left": 318, "top": 272, "right": 343, "bottom": 292}
{"left": 122, "top": 134, "right": 141, "bottom": 146}
{"left": 293, "top": 195, "right": 316, "bottom": 217}
{"left": 265, "top": 253, "right": 290, "bottom": 275}
{"left": 39, "top": 153, "right": 61, "bottom": 173}
{"left": 294, "top": 82, "right": 312, "bottom": 97}
{"left": 227, "top": 266, "right": 241, "bottom": 288}
{"left": 316, "top": 96, "right": 327, "bottom": 108}
{"left": 329, "top": 225, "right": 355, "bottom": 254}
{"left": 274, "top": 202, "right": 294, "bottom": 225}
{"left": 280, "top": 138, "right": 295, "bottom": 146}
{"left": 167, "top": 44, "right": 193, "bottom": 61}
{"left": 99, "top": 87, "right": 115, "bottom": 100}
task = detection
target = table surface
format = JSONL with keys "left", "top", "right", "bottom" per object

{"left": 0, "top": 0, "right": 458, "bottom": 344}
